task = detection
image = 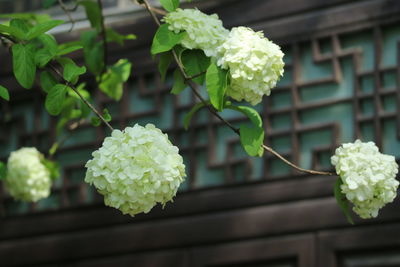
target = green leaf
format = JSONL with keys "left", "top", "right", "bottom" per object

{"left": 25, "top": 20, "right": 64, "bottom": 40}
{"left": 63, "top": 61, "right": 86, "bottom": 84}
{"left": 159, "top": 0, "right": 179, "bottom": 12}
{"left": 12, "top": 43, "right": 36, "bottom": 89}
{"left": 151, "top": 24, "right": 185, "bottom": 55}
{"left": 106, "top": 28, "right": 136, "bottom": 45}
{"left": 239, "top": 125, "right": 264, "bottom": 157}
{"left": 10, "top": 18, "right": 31, "bottom": 33}
{"left": 45, "top": 84, "right": 68, "bottom": 115}
{"left": 35, "top": 48, "right": 54, "bottom": 67}
{"left": 0, "top": 24, "right": 25, "bottom": 40}
{"left": 41, "top": 158, "right": 60, "bottom": 180}
{"left": 99, "top": 59, "right": 131, "bottom": 101}
{"left": 183, "top": 102, "right": 206, "bottom": 130}
{"left": 334, "top": 178, "right": 355, "bottom": 225}
{"left": 226, "top": 104, "right": 263, "bottom": 128}
{"left": 91, "top": 117, "right": 101, "bottom": 127}
{"left": 103, "top": 108, "right": 112, "bottom": 122}
{"left": 226, "top": 104, "right": 264, "bottom": 157}
{"left": 0, "top": 161, "right": 6, "bottom": 180}
{"left": 81, "top": 30, "right": 104, "bottom": 75}
{"left": 206, "top": 63, "right": 228, "bottom": 111}
{"left": 158, "top": 52, "right": 173, "bottom": 82}
{"left": 43, "top": 0, "right": 58, "bottom": 8}
{"left": 171, "top": 69, "right": 186, "bottom": 95}
{"left": 181, "top": 49, "right": 210, "bottom": 84}
{"left": 79, "top": 0, "right": 102, "bottom": 32}
{"left": 57, "top": 45, "right": 83, "bottom": 56}
{"left": 37, "top": 34, "right": 58, "bottom": 54}
{"left": 0, "top": 85, "right": 10, "bottom": 101}
{"left": 40, "top": 71, "right": 58, "bottom": 93}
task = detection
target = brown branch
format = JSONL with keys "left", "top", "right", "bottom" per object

{"left": 134, "top": 0, "right": 334, "bottom": 177}
{"left": 48, "top": 64, "right": 114, "bottom": 132}
{"left": 57, "top": 0, "right": 76, "bottom": 32}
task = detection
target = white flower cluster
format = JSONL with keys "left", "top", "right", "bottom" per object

{"left": 163, "top": 8, "right": 229, "bottom": 58}
{"left": 331, "top": 140, "right": 399, "bottom": 219}
{"left": 217, "top": 27, "right": 285, "bottom": 105}
{"left": 5, "top": 147, "right": 51, "bottom": 202}
{"left": 85, "top": 124, "right": 186, "bottom": 216}
{"left": 164, "top": 9, "right": 284, "bottom": 106}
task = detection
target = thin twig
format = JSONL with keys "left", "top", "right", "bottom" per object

{"left": 138, "top": 0, "right": 334, "bottom": 176}
{"left": 262, "top": 144, "right": 335, "bottom": 176}
{"left": 57, "top": 0, "right": 76, "bottom": 32}
{"left": 186, "top": 71, "right": 206, "bottom": 80}
{"left": 97, "top": 0, "right": 109, "bottom": 77}
{"left": 48, "top": 64, "right": 114, "bottom": 131}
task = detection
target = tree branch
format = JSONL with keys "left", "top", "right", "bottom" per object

{"left": 97, "top": 0, "right": 109, "bottom": 77}
{"left": 137, "top": 0, "right": 334, "bottom": 177}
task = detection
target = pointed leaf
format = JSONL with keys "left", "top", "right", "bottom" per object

{"left": 206, "top": 63, "right": 227, "bottom": 111}
{"left": 151, "top": 24, "right": 185, "bottom": 55}
{"left": 63, "top": 61, "right": 86, "bottom": 84}
{"left": 0, "top": 24, "right": 25, "bottom": 40}
{"left": 334, "top": 178, "right": 355, "bottom": 224}
{"left": 12, "top": 43, "right": 36, "bottom": 89}
{"left": 106, "top": 28, "right": 136, "bottom": 45}
{"left": 81, "top": 30, "right": 104, "bottom": 75}
{"left": 57, "top": 45, "right": 83, "bottom": 56}
{"left": 25, "top": 20, "right": 64, "bottom": 40}
{"left": 0, "top": 85, "right": 10, "bottom": 101}
{"left": 239, "top": 125, "right": 264, "bottom": 157}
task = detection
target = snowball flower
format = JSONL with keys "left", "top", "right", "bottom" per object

{"left": 84, "top": 124, "right": 186, "bottom": 216}
{"left": 163, "top": 8, "right": 229, "bottom": 58}
{"left": 217, "top": 27, "right": 285, "bottom": 105}
{"left": 5, "top": 147, "right": 51, "bottom": 202}
{"left": 331, "top": 140, "right": 399, "bottom": 219}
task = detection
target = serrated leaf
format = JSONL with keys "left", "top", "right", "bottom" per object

{"left": 79, "top": 0, "right": 102, "bottom": 32}
{"left": 12, "top": 43, "right": 36, "bottom": 89}
{"left": 183, "top": 102, "right": 206, "bottom": 130}
{"left": 334, "top": 178, "right": 355, "bottom": 224}
{"left": 25, "top": 20, "right": 64, "bottom": 40}
{"left": 45, "top": 84, "right": 68, "bottom": 115}
{"left": 57, "top": 45, "right": 83, "bottom": 56}
{"left": 151, "top": 24, "right": 185, "bottom": 55}
{"left": 81, "top": 30, "right": 104, "bottom": 75}
{"left": 206, "top": 63, "right": 227, "bottom": 111}
{"left": 35, "top": 48, "right": 54, "bottom": 67}
{"left": 160, "top": 0, "right": 179, "bottom": 12}
{"left": 106, "top": 28, "right": 136, "bottom": 46}
{"left": 0, "top": 85, "right": 10, "bottom": 101}
{"left": 171, "top": 69, "right": 186, "bottom": 95}
{"left": 182, "top": 49, "right": 210, "bottom": 85}
{"left": 0, "top": 161, "right": 6, "bottom": 180}
{"left": 37, "top": 34, "right": 58, "bottom": 54}
{"left": 158, "top": 52, "right": 173, "bottom": 81}
{"left": 239, "top": 125, "right": 264, "bottom": 157}
{"left": 99, "top": 59, "right": 131, "bottom": 101}
{"left": 40, "top": 71, "right": 57, "bottom": 93}
{"left": 63, "top": 61, "right": 86, "bottom": 84}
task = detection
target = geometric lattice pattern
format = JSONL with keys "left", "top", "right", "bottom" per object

{"left": 0, "top": 22, "right": 399, "bottom": 216}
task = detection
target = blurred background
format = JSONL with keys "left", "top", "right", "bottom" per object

{"left": 0, "top": 0, "right": 400, "bottom": 266}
